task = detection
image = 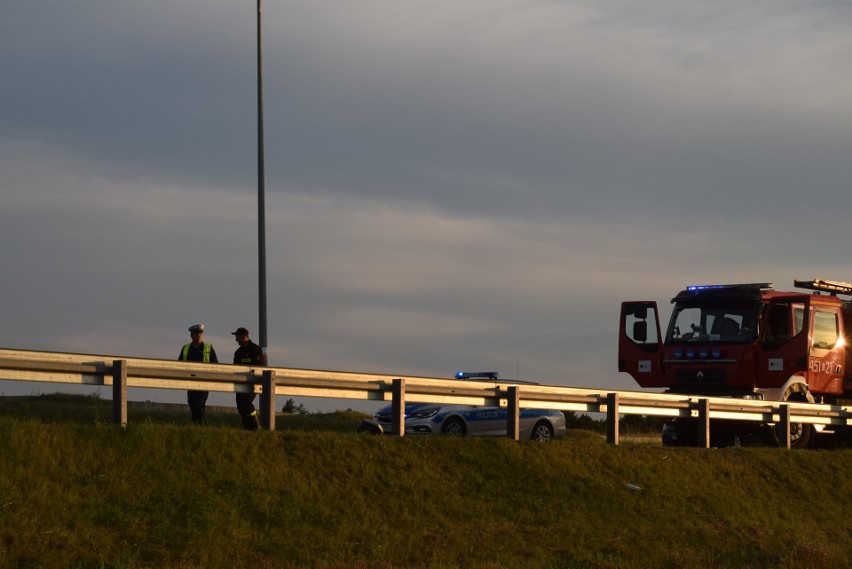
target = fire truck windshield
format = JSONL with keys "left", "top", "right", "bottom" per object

{"left": 666, "top": 302, "right": 758, "bottom": 344}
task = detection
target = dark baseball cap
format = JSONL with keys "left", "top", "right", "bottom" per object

{"left": 231, "top": 327, "right": 250, "bottom": 336}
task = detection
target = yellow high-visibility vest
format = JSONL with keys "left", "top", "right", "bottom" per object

{"left": 181, "top": 343, "right": 212, "bottom": 363}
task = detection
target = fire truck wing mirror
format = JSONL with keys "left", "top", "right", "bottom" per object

{"left": 633, "top": 320, "right": 648, "bottom": 343}
{"left": 632, "top": 305, "right": 648, "bottom": 319}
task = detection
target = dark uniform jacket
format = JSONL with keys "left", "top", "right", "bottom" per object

{"left": 233, "top": 340, "right": 264, "bottom": 366}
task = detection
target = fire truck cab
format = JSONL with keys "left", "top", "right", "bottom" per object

{"left": 618, "top": 279, "right": 852, "bottom": 447}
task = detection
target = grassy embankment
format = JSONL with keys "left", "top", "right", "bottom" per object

{"left": 1, "top": 394, "right": 851, "bottom": 569}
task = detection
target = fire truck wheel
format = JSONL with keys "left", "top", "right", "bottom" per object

{"left": 769, "top": 386, "right": 813, "bottom": 449}
{"left": 661, "top": 419, "right": 694, "bottom": 447}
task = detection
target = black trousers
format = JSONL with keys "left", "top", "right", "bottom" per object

{"left": 236, "top": 392, "right": 259, "bottom": 430}
{"left": 187, "top": 390, "right": 209, "bottom": 424}
{"left": 235, "top": 392, "right": 257, "bottom": 416}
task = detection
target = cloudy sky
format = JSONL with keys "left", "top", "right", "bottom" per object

{"left": 2, "top": 1, "right": 851, "bottom": 411}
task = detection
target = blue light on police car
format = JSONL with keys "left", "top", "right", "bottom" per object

{"left": 674, "top": 349, "right": 683, "bottom": 359}
{"left": 686, "top": 349, "right": 695, "bottom": 358}
{"left": 455, "top": 371, "right": 500, "bottom": 380}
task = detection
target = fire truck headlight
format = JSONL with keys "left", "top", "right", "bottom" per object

{"left": 686, "top": 349, "right": 695, "bottom": 358}
{"left": 712, "top": 348, "right": 722, "bottom": 359}
{"left": 699, "top": 349, "right": 709, "bottom": 359}
{"left": 674, "top": 349, "right": 683, "bottom": 359}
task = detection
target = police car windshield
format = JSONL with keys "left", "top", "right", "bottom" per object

{"left": 666, "top": 302, "right": 758, "bottom": 344}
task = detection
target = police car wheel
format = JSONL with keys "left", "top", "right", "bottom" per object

{"left": 441, "top": 417, "right": 466, "bottom": 436}
{"left": 530, "top": 421, "right": 554, "bottom": 441}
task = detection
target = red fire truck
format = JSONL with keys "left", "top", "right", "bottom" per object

{"left": 618, "top": 279, "right": 852, "bottom": 448}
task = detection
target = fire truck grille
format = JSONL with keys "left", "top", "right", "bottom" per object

{"left": 675, "top": 368, "right": 726, "bottom": 387}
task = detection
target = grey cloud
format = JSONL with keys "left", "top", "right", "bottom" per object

{"left": 260, "top": 1, "right": 852, "bottom": 223}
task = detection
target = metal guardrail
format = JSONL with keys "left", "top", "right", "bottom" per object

{"left": 1, "top": 348, "right": 850, "bottom": 447}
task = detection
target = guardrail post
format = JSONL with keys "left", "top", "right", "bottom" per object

{"left": 698, "top": 399, "right": 711, "bottom": 448}
{"left": 779, "top": 404, "right": 791, "bottom": 449}
{"left": 507, "top": 386, "right": 520, "bottom": 441}
{"left": 112, "top": 359, "right": 127, "bottom": 426}
{"left": 391, "top": 378, "right": 405, "bottom": 437}
{"left": 260, "top": 370, "right": 276, "bottom": 431}
{"left": 606, "top": 393, "right": 620, "bottom": 445}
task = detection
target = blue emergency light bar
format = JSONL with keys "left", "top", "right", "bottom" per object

{"left": 455, "top": 371, "right": 500, "bottom": 380}
{"left": 686, "top": 283, "right": 772, "bottom": 292}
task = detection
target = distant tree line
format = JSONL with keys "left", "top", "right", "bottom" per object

{"left": 563, "top": 411, "right": 665, "bottom": 434}
{"left": 281, "top": 398, "right": 309, "bottom": 414}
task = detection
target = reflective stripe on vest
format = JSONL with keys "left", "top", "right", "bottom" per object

{"left": 181, "top": 343, "right": 212, "bottom": 363}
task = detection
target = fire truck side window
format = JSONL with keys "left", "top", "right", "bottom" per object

{"left": 763, "top": 303, "right": 805, "bottom": 349}
{"left": 812, "top": 310, "right": 839, "bottom": 350}
{"left": 794, "top": 306, "right": 805, "bottom": 335}
{"left": 763, "top": 304, "right": 792, "bottom": 349}
{"left": 625, "top": 304, "right": 658, "bottom": 345}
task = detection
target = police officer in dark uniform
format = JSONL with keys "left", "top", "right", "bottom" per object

{"left": 179, "top": 323, "right": 219, "bottom": 424}
{"left": 231, "top": 327, "right": 264, "bottom": 430}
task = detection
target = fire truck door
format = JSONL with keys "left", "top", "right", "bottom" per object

{"left": 758, "top": 297, "right": 810, "bottom": 389}
{"left": 618, "top": 301, "right": 664, "bottom": 387}
{"left": 806, "top": 306, "right": 844, "bottom": 395}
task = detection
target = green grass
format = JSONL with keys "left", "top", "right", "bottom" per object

{"left": 1, "top": 394, "right": 851, "bottom": 568}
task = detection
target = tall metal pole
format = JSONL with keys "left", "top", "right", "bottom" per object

{"left": 257, "top": 0, "right": 268, "bottom": 365}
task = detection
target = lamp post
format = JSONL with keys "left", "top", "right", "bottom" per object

{"left": 257, "top": 0, "right": 268, "bottom": 364}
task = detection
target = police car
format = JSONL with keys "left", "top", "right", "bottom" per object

{"left": 373, "top": 372, "right": 567, "bottom": 441}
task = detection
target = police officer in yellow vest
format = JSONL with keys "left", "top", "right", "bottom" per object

{"left": 179, "top": 323, "right": 219, "bottom": 424}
